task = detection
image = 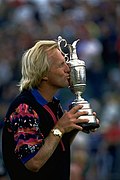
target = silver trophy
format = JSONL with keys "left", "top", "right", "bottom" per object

{"left": 58, "top": 36, "right": 99, "bottom": 132}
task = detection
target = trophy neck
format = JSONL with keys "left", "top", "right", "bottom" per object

{"left": 75, "top": 91, "right": 84, "bottom": 101}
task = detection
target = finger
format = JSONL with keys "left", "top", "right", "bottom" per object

{"left": 93, "top": 112, "right": 96, "bottom": 116}
{"left": 76, "top": 118, "right": 89, "bottom": 124}
{"left": 74, "top": 111, "right": 88, "bottom": 119}
{"left": 92, "top": 112, "right": 100, "bottom": 125}
{"left": 96, "top": 118, "right": 100, "bottom": 124}
{"left": 69, "top": 104, "right": 83, "bottom": 114}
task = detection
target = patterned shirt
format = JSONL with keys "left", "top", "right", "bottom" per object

{"left": 5, "top": 103, "right": 44, "bottom": 163}
{"left": 2, "top": 89, "right": 70, "bottom": 180}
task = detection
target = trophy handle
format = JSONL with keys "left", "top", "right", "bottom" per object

{"left": 57, "top": 36, "right": 69, "bottom": 62}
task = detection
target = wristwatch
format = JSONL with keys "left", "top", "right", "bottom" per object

{"left": 51, "top": 128, "right": 63, "bottom": 138}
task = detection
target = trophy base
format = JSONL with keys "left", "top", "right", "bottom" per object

{"left": 69, "top": 100, "right": 99, "bottom": 133}
{"left": 78, "top": 122, "right": 100, "bottom": 133}
{"left": 78, "top": 115, "right": 99, "bottom": 133}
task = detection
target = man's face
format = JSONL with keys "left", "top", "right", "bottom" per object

{"left": 46, "top": 48, "right": 70, "bottom": 90}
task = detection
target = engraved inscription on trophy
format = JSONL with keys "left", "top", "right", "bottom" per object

{"left": 58, "top": 36, "right": 99, "bottom": 132}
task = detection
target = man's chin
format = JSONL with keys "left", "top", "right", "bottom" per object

{"left": 59, "top": 81, "right": 70, "bottom": 88}
{"left": 64, "top": 84, "right": 70, "bottom": 88}
{"left": 60, "top": 84, "right": 68, "bottom": 88}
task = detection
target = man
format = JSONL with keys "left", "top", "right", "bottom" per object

{"left": 2, "top": 39, "right": 99, "bottom": 179}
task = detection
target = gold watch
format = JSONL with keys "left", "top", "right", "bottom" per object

{"left": 51, "top": 128, "right": 62, "bottom": 138}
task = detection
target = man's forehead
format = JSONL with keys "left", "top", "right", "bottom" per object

{"left": 47, "top": 48, "right": 62, "bottom": 59}
{"left": 48, "top": 49, "right": 65, "bottom": 66}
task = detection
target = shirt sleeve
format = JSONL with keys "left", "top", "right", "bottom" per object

{"left": 8, "top": 103, "right": 44, "bottom": 164}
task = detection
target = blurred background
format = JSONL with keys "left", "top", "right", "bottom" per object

{"left": 0, "top": 0, "right": 120, "bottom": 179}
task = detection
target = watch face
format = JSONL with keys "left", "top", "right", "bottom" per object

{"left": 52, "top": 129, "right": 62, "bottom": 137}
{"left": 54, "top": 129, "right": 59, "bottom": 134}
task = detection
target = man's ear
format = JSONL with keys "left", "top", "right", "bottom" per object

{"left": 42, "top": 76, "right": 48, "bottom": 81}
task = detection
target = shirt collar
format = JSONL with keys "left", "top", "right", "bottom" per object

{"left": 31, "top": 88, "right": 48, "bottom": 106}
{"left": 31, "top": 88, "right": 59, "bottom": 106}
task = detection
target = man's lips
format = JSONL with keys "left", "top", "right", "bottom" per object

{"left": 66, "top": 76, "right": 70, "bottom": 85}
{"left": 66, "top": 76, "right": 70, "bottom": 81}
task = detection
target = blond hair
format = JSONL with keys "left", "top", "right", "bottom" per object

{"left": 19, "top": 40, "right": 58, "bottom": 91}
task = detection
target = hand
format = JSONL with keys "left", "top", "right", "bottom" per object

{"left": 55, "top": 104, "right": 90, "bottom": 134}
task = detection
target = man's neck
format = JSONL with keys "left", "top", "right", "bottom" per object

{"left": 38, "top": 86, "right": 57, "bottom": 102}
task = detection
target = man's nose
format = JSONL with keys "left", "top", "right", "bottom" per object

{"left": 65, "top": 63, "right": 70, "bottom": 73}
